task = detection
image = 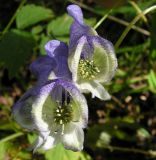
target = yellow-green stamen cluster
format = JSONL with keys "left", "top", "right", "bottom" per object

{"left": 53, "top": 104, "right": 73, "bottom": 125}
{"left": 78, "top": 59, "right": 100, "bottom": 79}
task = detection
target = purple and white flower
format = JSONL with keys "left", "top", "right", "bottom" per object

{"left": 29, "top": 40, "right": 71, "bottom": 85}
{"left": 13, "top": 39, "right": 87, "bottom": 151}
{"left": 12, "top": 4, "right": 118, "bottom": 152}
{"left": 13, "top": 79, "right": 88, "bottom": 151}
{"left": 67, "top": 5, "right": 117, "bottom": 100}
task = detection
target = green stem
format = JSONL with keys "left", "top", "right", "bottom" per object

{"left": 129, "top": 0, "right": 147, "bottom": 23}
{"left": 93, "top": 0, "right": 124, "bottom": 30}
{"left": 108, "top": 15, "right": 150, "bottom": 36}
{"left": 0, "top": 132, "right": 24, "bottom": 144}
{"left": 115, "top": 5, "right": 156, "bottom": 49}
{"left": 1, "top": 0, "right": 26, "bottom": 37}
{"left": 93, "top": 9, "right": 112, "bottom": 30}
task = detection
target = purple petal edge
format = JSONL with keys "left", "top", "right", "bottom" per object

{"left": 67, "top": 4, "right": 84, "bottom": 25}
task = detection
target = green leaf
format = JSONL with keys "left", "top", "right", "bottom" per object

{"left": 45, "top": 144, "right": 92, "bottom": 160}
{"left": 137, "top": 128, "right": 150, "bottom": 139}
{"left": 0, "top": 29, "right": 35, "bottom": 78}
{"left": 96, "top": 132, "right": 111, "bottom": 148}
{"left": 85, "top": 18, "right": 96, "bottom": 27}
{"left": 47, "top": 14, "right": 96, "bottom": 37}
{"left": 86, "top": 119, "right": 141, "bottom": 148}
{"left": 16, "top": 4, "right": 54, "bottom": 29}
{"left": 31, "top": 25, "right": 43, "bottom": 35}
{"left": 147, "top": 70, "right": 156, "bottom": 93}
{"left": 0, "top": 142, "right": 10, "bottom": 160}
{"left": 27, "top": 133, "right": 37, "bottom": 144}
{"left": 39, "top": 35, "right": 50, "bottom": 55}
{"left": 151, "top": 49, "right": 156, "bottom": 59}
{"left": 47, "top": 14, "right": 73, "bottom": 37}
{"left": 16, "top": 151, "right": 31, "bottom": 160}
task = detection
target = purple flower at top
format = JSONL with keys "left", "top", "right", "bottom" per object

{"left": 67, "top": 5, "right": 117, "bottom": 100}
{"left": 30, "top": 40, "right": 71, "bottom": 85}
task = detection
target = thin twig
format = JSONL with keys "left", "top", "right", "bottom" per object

{"left": 93, "top": 9, "right": 112, "bottom": 30}
{"left": 108, "top": 15, "right": 150, "bottom": 36}
{"left": 115, "top": 5, "right": 156, "bottom": 49}
{"left": 102, "top": 145, "right": 156, "bottom": 157}
{"left": 111, "top": 95, "right": 125, "bottom": 108}
{"left": 129, "top": 0, "right": 148, "bottom": 23}
{"left": 0, "top": 132, "right": 24, "bottom": 144}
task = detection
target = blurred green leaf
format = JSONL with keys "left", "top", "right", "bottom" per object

{"left": 0, "top": 142, "right": 9, "bottom": 159}
{"left": 16, "top": 4, "right": 54, "bottom": 29}
{"left": 94, "top": 4, "right": 134, "bottom": 17}
{"left": 45, "top": 144, "right": 92, "bottom": 160}
{"left": 93, "top": 0, "right": 156, "bottom": 16}
{"left": 147, "top": 70, "right": 156, "bottom": 93}
{"left": 85, "top": 18, "right": 97, "bottom": 27}
{"left": 31, "top": 25, "right": 43, "bottom": 35}
{"left": 96, "top": 132, "right": 111, "bottom": 148}
{"left": 39, "top": 35, "right": 50, "bottom": 55}
{"left": 27, "top": 133, "right": 37, "bottom": 144}
{"left": 0, "top": 123, "right": 14, "bottom": 130}
{"left": 86, "top": 118, "right": 142, "bottom": 148}
{"left": 137, "top": 128, "right": 150, "bottom": 139}
{"left": 0, "top": 29, "right": 35, "bottom": 78}
{"left": 47, "top": 14, "right": 73, "bottom": 37}
{"left": 16, "top": 151, "right": 31, "bottom": 160}
{"left": 47, "top": 14, "right": 96, "bottom": 37}
{"left": 151, "top": 49, "right": 156, "bottom": 59}
{"left": 138, "top": 0, "right": 156, "bottom": 10}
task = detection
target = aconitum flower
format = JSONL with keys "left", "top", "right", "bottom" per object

{"left": 12, "top": 4, "right": 117, "bottom": 152}
{"left": 67, "top": 5, "right": 117, "bottom": 100}
{"left": 13, "top": 79, "right": 88, "bottom": 151}
{"left": 12, "top": 39, "right": 87, "bottom": 151}
{"left": 29, "top": 40, "right": 71, "bottom": 85}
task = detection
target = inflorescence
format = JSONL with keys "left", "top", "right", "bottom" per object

{"left": 78, "top": 59, "right": 100, "bottom": 79}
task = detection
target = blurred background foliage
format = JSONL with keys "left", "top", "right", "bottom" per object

{"left": 0, "top": 0, "right": 156, "bottom": 159}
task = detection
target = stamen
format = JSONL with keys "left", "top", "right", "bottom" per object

{"left": 61, "top": 124, "right": 65, "bottom": 135}
{"left": 78, "top": 59, "right": 100, "bottom": 80}
{"left": 53, "top": 104, "right": 73, "bottom": 125}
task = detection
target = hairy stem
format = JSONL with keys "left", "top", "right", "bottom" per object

{"left": 93, "top": 10, "right": 112, "bottom": 30}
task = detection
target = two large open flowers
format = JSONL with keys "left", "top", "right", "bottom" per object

{"left": 12, "top": 4, "right": 117, "bottom": 152}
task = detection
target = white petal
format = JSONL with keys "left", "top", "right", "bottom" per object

{"left": 12, "top": 95, "right": 35, "bottom": 130}
{"left": 42, "top": 136, "right": 56, "bottom": 150}
{"left": 68, "top": 36, "right": 87, "bottom": 82}
{"left": 31, "top": 86, "right": 54, "bottom": 132}
{"left": 48, "top": 71, "right": 57, "bottom": 80}
{"left": 92, "top": 38, "right": 118, "bottom": 83}
{"left": 31, "top": 82, "right": 58, "bottom": 136}
{"left": 62, "top": 123, "right": 84, "bottom": 151}
{"left": 63, "top": 82, "right": 88, "bottom": 128}
{"left": 78, "top": 81, "right": 111, "bottom": 100}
